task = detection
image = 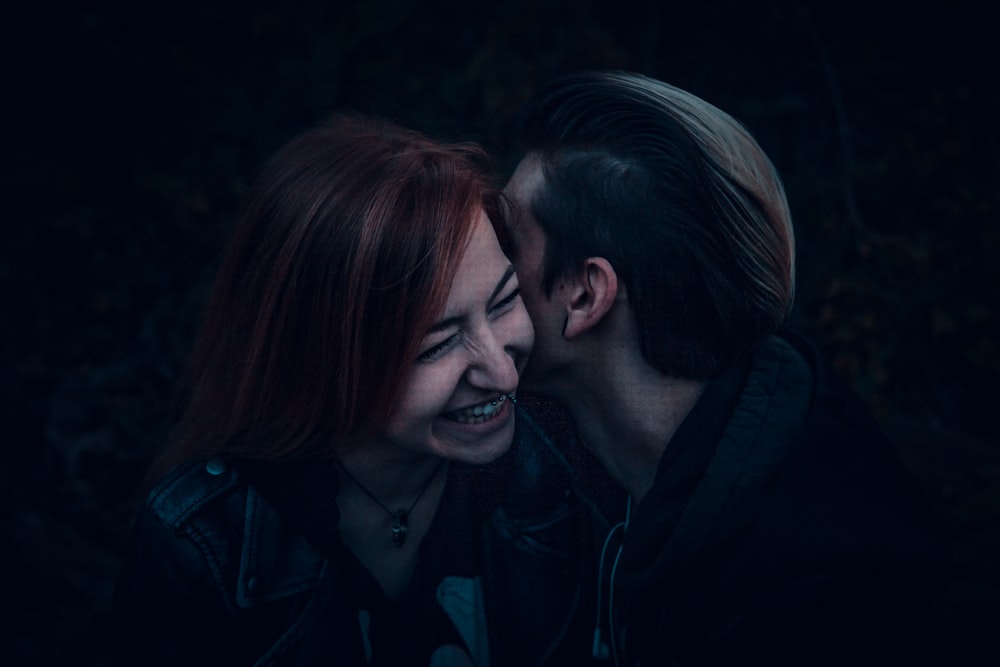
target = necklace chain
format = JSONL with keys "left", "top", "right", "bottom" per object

{"left": 336, "top": 458, "right": 445, "bottom": 548}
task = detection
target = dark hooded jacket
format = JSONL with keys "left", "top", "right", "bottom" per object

{"left": 598, "top": 330, "right": 948, "bottom": 666}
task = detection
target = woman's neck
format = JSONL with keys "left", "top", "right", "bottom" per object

{"left": 337, "top": 441, "right": 445, "bottom": 508}
{"left": 335, "top": 442, "right": 449, "bottom": 598}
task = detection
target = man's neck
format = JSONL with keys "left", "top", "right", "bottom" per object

{"left": 551, "top": 356, "right": 706, "bottom": 504}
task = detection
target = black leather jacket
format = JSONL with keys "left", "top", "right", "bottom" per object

{"left": 112, "top": 401, "right": 604, "bottom": 666}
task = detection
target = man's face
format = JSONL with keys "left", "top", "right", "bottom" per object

{"left": 502, "top": 153, "right": 565, "bottom": 393}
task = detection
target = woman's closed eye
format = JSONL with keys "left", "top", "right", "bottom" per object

{"left": 416, "top": 285, "right": 520, "bottom": 364}
{"left": 417, "top": 334, "right": 459, "bottom": 363}
{"left": 490, "top": 287, "right": 520, "bottom": 315}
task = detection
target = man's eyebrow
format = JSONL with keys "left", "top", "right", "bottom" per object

{"left": 427, "top": 265, "right": 516, "bottom": 334}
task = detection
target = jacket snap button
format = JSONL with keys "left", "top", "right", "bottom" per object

{"left": 205, "top": 457, "right": 227, "bottom": 476}
{"left": 247, "top": 575, "right": 262, "bottom": 595}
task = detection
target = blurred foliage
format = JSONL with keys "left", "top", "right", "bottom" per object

{"left": 1, "top": 1, "right": 997, "bottom": 664}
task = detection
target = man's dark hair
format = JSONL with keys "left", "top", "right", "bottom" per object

{"left": 517, "top": 70, "right": 795, "bottom": 378}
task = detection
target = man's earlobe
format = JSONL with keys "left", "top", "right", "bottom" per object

{"left": 562, "top": 257, "right": 619, "bottom": 340}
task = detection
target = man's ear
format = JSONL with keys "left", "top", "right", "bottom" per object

{"left": 563, "top": 257, "right": 619, "bottom": 340}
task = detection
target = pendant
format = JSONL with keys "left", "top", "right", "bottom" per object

{"left": 391, "top": 509, "right": 409, "bottom": 548}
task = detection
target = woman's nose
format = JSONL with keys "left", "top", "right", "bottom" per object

{"left": 465, "top": 335, "right": 521, "bottom": 392}
{"left": 465, "top": 315, "right": 533, "bottom": 392}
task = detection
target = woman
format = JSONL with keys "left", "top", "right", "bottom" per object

{"left": 112, "top": 114, "right": 570, "bottom": 666}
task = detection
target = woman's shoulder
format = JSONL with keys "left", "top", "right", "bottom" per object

{"left": 498, "top": 394, "right": 624, "bottom": 527}
{"left": 514, "top": 393, "right": 575, "bottom": 445}
{"left": 126, "top": 455, "right": 330, "bottom": 604}
{"left": 115, "top": 456, "right": 338, "bottom": 665}
{"left": 123, "top": 456, "right": 252, "bottom": 594}
{"left": 141, "top": 456, "right": 244, "bottom": 530}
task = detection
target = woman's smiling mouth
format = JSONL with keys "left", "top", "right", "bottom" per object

{"left": 443, "top": 393, "right": 515, "bottom": 424}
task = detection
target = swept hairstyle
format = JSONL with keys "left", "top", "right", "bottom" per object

{"left": 516, "top": 70, "right": 795, "bottom": 379}
{"left": 153, "top": 114, "right": 501, "bottom": 479}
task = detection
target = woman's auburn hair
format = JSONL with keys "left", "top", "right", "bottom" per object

{"left": 153, "top": 114, "right": 500, "bottom": 479}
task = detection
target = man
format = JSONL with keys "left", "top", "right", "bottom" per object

{"left": 503, "top": 70, "right": 948, "bottom": 666}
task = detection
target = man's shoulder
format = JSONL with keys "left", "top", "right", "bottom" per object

{"left": 757, "top": 331, "right": 949, "bottom": 570}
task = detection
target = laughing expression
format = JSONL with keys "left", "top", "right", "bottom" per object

{"left": 380, "top": 209, "right": 534, "bottom": 465}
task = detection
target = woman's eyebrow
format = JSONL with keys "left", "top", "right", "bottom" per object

{"left": 488, "top": 265, "right": 516, "bottom": 305}
{"left": 427, "top": 265, "right": 516, "bottom": 334}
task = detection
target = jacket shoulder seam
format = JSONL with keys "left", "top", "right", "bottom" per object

{"left": 146, "top": 458, "right": 241, "bottom": 528}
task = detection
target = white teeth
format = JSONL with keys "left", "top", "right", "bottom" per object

{"left": 446, "top": 395, "right": 508, "bottom": 424}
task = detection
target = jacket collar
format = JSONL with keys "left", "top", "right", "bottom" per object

{"left": 231, "top": 459, "right": 338, "bottom": 607}
{"left": 619, "top": 334, "right": 815, "bottom": 583}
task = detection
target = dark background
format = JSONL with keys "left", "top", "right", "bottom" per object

{"left": 2, "top": 1, "right": 998, "bottom": 665}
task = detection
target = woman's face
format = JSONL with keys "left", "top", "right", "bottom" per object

{"left": 380, "top": 209, "right": 535, "bottom": 465}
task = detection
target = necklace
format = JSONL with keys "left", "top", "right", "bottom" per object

{"left": 336, "top": 457, "right": 445, "bottom": 548}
